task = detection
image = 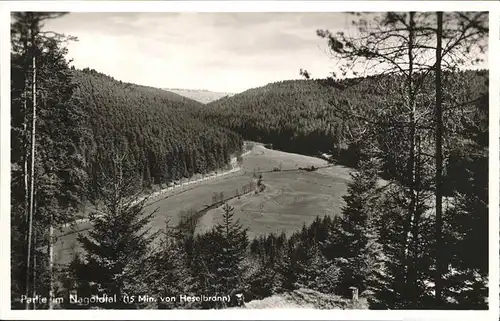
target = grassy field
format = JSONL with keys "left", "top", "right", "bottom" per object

{"left": 195, "top": 144, "right": 352, "bottom": 239}
{"left": 53, "top": 143, "right": 353, "bottom": 266}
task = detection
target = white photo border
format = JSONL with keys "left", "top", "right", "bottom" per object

{"left": 0, "top": 1, "right": 498, "bottom": 321}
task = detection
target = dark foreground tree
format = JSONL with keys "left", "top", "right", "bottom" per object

{"left": 247, "top": 232, "right": 289, "bottom": 299}
{"left": 314, "top": 11, "right": 488, "bottom": 308}
{"left": 148, "top": 221, "right": 198, "bottom": 309}
{"left": 334, "top": 158, "right": 385, "bottom": 300}
{"left": 70, "top": 151, "right": 159, "bottom": 309}
{"left": 441, "top": 92, "right": 488, "bottom": 308}
{"left": 11, "top": 12, "right": 86, "bottom": 309}
{"left": 192, "top": 203, "right": 249, "bottom": 308}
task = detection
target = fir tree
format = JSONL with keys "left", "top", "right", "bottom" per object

{"left": 335, "top": 158, "right": 385, "bottom": 299}
{"left": 441, "top": 93, "right": 488, "bottom": 308}
{"left": 193, "top": 203, "right": 249, "bottom": 308}
{"left": 149, "top": 225, "right": 197, "bottom": 309}
{"left": 10, "top": 12, "right": 86, "bottom": 309}
{"left": 372, "top": 181, "right": 433, "bottom": 309}
{"left": 291, "top": 242, "right": 340, "bottom": 295}
{"left": 247, "top": 233, "right": 288, "bottom": 298}
{"left": 71, "top": 151, "right": 159, "bottom": 309}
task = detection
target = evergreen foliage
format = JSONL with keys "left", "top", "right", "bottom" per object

{"left": 200, "top": 71, "right": 487, "bottom": 187}
{"left": 334, "top": 159, "right": 385, "bottom": 300}
{"left": 10, "top": 12, "right": 87, "bottom": 308}
{"left": 191, "top": 203, "right": 249, "bottom": 308}
{"left": 10, "top": 11, "right": 488, "bottom": 312}
{"left": 10, "top": 13, "right": 243, "bottom": 307}
{"left": 149, "top": 227, "right": 197, "bottom": 309}
{"left": 73, "top": 68, "right": 243, "bottom": 189}
{"left": 70, "top": 152, "right": 159, "bottom": 309}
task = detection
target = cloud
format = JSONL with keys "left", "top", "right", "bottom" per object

{"left": 37, "top": 12, "right": 394, "bottom": 92}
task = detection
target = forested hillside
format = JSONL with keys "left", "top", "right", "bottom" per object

{"left": 196, "top": 55, "right": 488, "bottom": 309}
{"left": 72, "top": 68, "right": 243, "bottom": 188}
{"left": 200, "top": 71, "right": 488, "bottom": 193}
{"left": 203, "top": 79, "right": 339, "bottom": 155}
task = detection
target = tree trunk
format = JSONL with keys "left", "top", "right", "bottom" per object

{"left": 23, "top": 121, "right": 29, "bottom": 224}
{"left": 434, "top": 11, "right": 444, "bottom": 306}
{"left": 25, "top": 48, "right": 37, "bottom": 311}
{"left": 404, "top": 11, "right": 418, "bottom": 306}
{"left": 20, "top": 23, "right": 31, "bottom": 306}
{"left": 48, "top": 216, "right": 54, "bottom": 309}
{"left": 411, "top": 133, "right": 423, "bottom": 300}
{"left": 22, "top": 35, "right": 30, "bottom": 227}
{"left": 32, "top": 237, "right": 36, "bottom": 310}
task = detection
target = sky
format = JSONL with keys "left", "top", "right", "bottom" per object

{"left": 40, "top": 12, "right": 488, "bottom": 94}
{"left": 41, "top": 12, "right": 353, "bottom": 93}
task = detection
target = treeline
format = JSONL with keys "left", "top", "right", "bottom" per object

{"left": 10, "top": 11, "right": 488, "bottom": 311}
{"left": 202, "top": 79, "right": 339, "bottom": 155}
{"left": 10, "top": 12, "right": 242, "bottom": 309}
{"left": 57, "top": 154, "right": 369, "bottom": 310}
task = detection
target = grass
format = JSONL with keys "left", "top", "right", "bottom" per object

{"left": 195, "top": 169, "right": 350, "bottom": 239}
{"left": 195, "top": 144, "right": 352, "bottom": 239}
{"left": 53, "top": 143, "right": 353, "bottom": 265}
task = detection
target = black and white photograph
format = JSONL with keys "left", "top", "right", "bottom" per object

{"left": 0, "top": 1, "right": 497, "bottom": 319}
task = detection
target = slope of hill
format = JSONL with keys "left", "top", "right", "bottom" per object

{"left": 54, "top": 142, "right": 353, "bottom": 266}
{"left": 201, "top": 76, "right": 403, "bottom": 160}
{"left": 73, "top": 68, "right": 243, "bottom": 188}
{"left": 200, "top": 71, "right": 488, "bottom": 192}
{"left": 163, "top": 88, "right": 235, "bottom": 104}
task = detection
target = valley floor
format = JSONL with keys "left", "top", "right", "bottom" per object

{"left": 53, "top": 143, "right": 353, "bottom": 265}
{"left": 195, "top": 144, "right": 352, "bottom": 239}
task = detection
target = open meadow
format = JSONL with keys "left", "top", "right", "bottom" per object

{"left": 196, "top": 145, "right": 352, "bottom": 239}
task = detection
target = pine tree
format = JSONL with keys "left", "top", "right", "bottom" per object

{"left": 149, "top": 224, "right": 197, "bottom": 309}
{"left": 372, "top": 180, "right": 433, "bottom": 309}
{"left": 334, "top": 158, "right": 385, "bottom": 299}
{"left": 193, "top": 203, "right": 249, "bottom": 308}
{"left": 247, "top": 233, "right": 288, "bottom": 299}
{"left": 291, "top": 242, "right": 340, "bottom": 295}
{"left": 371, "top": 183, "right": 411, "bottom": 309}
{"left": 10, "top": 12, "right": 86, "bottom": 309}
{"left": 313, "top": 11, "right": 488, "bottom": 308}
{"left": 213, "top": 203, "right": 249, "bottom": 298}
{"left": 441, "top": 92, "right": 488, "bottom": 308}
{"left": 71, "top": 151, "right": 159, "bottom": 309}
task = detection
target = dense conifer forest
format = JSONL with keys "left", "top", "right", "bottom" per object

{"left": 10, "top": 13, "right": 243, "bottom": 309}
{"left": 201, "top": 71, "right": 488, "bottom": 192}
{"left": 196, "top": 71, "right": 489, "bottom": 309}
{"left": 72, "top": 68, "right": 243, "bottom": 188}
{"left": 10, "top": 12, "right": 489, "bottom": 312}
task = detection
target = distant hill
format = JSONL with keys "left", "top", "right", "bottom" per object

{"left": 163, "top": 88, "right": 235, "bottom": 104}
